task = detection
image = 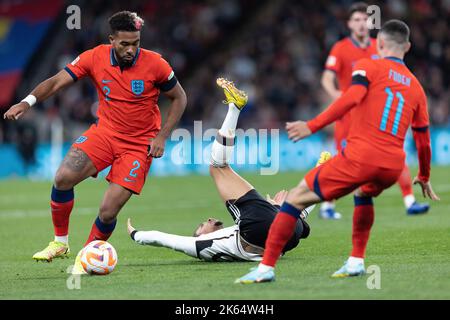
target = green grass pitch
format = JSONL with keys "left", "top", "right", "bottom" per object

{"left": 0, "top": 167, "right": 449, "bottom": 299}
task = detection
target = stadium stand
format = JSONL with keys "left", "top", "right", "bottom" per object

{"left": 0, "top": 0, "right": 449, "bottom": 177}
{"left": 0, "top": 0, "right": 63, "bottom": 107}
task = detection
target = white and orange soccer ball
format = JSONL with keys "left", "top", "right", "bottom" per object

{"left": 80, "top": 240, "right": 118, "bottom": 275}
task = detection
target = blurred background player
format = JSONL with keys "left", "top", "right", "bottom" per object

{"left": 127, "top": 78, "right": 317, "bottom": 262}
{"left": 321, "top": 2, "right": 429, "bottom": 218}
{"left": 237, "top": 20, "right": 440, "bottom": 284}
{"left": 3, "top": 11, "right": 187, "bottom": 272}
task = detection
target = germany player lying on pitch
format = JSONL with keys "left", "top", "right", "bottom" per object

{"left": 4, "top": 11, "right": 187, "bottom": 274}
{"left": 236, "top": 19, "right": 440, "bottom": 284}
{"left": 126, "top": 78, "right": 323, "bottom": 262}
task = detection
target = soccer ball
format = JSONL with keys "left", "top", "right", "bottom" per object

{"left": 80, "top": 240, "right": 118, "bottom": 275}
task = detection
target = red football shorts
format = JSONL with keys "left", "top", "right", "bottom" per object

{"left": 71, "top": 124, "right": 153, "bottom": 194}
{"left": 305, "top": 153, "right": 402, "bottom": 201}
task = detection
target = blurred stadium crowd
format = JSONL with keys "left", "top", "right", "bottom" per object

{"left": 1, "top": 0, "right": 449, "bottom": 148}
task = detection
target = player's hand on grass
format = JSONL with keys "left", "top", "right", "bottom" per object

{"left": 148, "top": 135, "right": 166, "bottom": 158}
{"left": 286, "top": 121, "right": 312, "bottom": 142}
{"left": 127, "top": 218, "right": 136, "bottom": 235}
{"left": 267, "top": 190, "right": 288, "bottom": 206}
{"left": 413, "top": 177, "right": 440, "bottom": 201}
{"left": 3, "top": 102, "right": 30, "bottom": 120}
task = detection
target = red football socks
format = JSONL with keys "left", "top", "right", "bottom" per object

{"left": 351, "top": 196, "right": 375, "bottom": 258}
{"left": 51, "top": 186, "right": 74, "bottom": 237}
{"left": 397, "top": 164, "right": 413, "bottom": 197}
{"left": 85, "top": 217, "right": 117, "bottom": 246}
{"left": 262, "top": 202, "right": 301, "bottom": 267}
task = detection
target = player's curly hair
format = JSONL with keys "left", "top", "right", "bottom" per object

{"left": 108, "top": 11, "right": 144, "bottom": 33}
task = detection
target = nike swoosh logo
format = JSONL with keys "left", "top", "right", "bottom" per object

{"left": 102, "top": 80, "right": 112, "bottom": 83}
{"left": 124, "top": 178, "right": 136, "bottom": 183}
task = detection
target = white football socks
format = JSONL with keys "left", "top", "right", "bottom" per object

{"left": 347, "top": 256, "right": 364, "bottom": 267}
{"left": 219, "top": 103, "right": 240, "bottom": 137}
{"left": 211, "top": 139, "right": 235, "bottom": 167}
{"left": 403, "top": 194, "right": 415, "bottom": 209}
{"left": 320, "top": 201, "right": 335, "bottom": 211}
{"left": 210, "top": 103, "right": 241, "bottom": 167}
{"left": 257, "top": 263, "right": 274, "bottom": 273}
{"left": 54, "top": 235, "right": 68, "bottom": 244}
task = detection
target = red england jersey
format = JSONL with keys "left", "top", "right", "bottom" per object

{"left": 309, "top": 56, "right": 431, "bottom": 182}
{"left": 325, "top": 37, "right": 378, "bottom": 144}
{"left": 325, "top": 37, "right": 378, "bottom": 91}
{"left": 65, "top": 44, "right": 176, "bottom": 144}
{"left": 341, "top": 57, "right": 429, "bottom": 169}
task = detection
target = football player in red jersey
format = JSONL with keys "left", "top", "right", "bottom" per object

{"left": 237, "top": 20, "right": 439, "bottom": 283}
{"left": 321, "top": 2, "right": 429, "bottom": 219}
{"left": 4, "top": 11, "right": 187, "bottom": 273}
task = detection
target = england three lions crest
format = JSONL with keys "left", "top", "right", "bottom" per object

{"left": 131, "top": 80, "right": 144, "bottom": 96}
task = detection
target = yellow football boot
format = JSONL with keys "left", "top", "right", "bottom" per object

{"left": 216, "top": 77, "right": 248, "bottom": 110}
{"left": 316, "top": 151, "right": 332, "bottom": 167}
{"left": 32, "top": 241, "right": 70, "bottom": 262}
{"left": 71, "top": 249, "right": 87, "bottom": 275}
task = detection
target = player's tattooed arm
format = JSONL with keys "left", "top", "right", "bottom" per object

{"left": 4, "top": 70, "right": 74, "bottom": 121}
{"left": 62, "top": 148, "right": 91, "bottom": 172}
{"left": 149, "top": 82, "right": 187, "bottom": 158}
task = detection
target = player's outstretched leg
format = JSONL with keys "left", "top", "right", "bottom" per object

{"left": 212, "top": 77, "right": 248, "bottom": 147}
{"left": 331, "top": 193, "right": 372, "bottom": 278}
{"left": 33, "top": 148, "right": 97, "bottom": 262}
{"left": 211, "top": 77, "right": 246, "bottom": 169}
{"left": 236, "top": 152, "right": 331, "bottom": 284}
{"left": 210, "top": 77, "right": 254, "bottom": 201}
{"left": 236, "top": 187, "right": 319, "bottom": 284}
{"left": 72, "top": 183, "right": 132, "bottom": 274}
{"left": 398, "top": 164, "right": 430, "bottom": 215}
